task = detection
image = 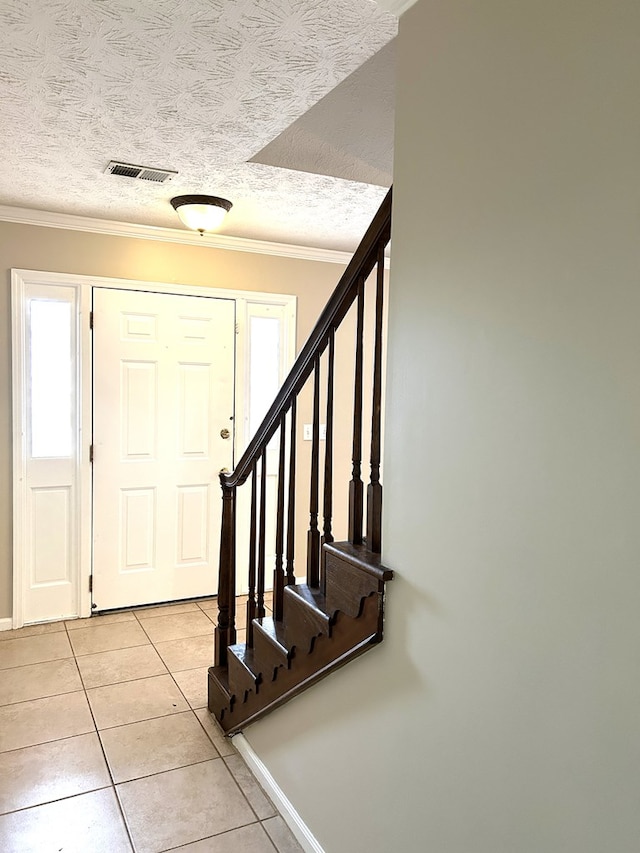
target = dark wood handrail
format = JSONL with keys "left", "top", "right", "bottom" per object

{"left": 215, "top": 188, "right": 392, "bottom": 677}
{"left": 220, "top": 187, "right": 392, "bottom": 490}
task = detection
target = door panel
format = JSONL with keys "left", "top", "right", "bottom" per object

{"left": 93, "top": 288, "right": 235, "bottom": 610}
{"left": 32, "top": 486, "right": 72, "bottom": 585}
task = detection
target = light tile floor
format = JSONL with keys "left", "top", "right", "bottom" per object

{"left": 0, "top": 593, "right": 303, "bottom": 853}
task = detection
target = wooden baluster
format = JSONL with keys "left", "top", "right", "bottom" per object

{"left": 274, "top": 413, "right": 286, "bottom": 621}
{"left": 215, "top": 480, "right": 236, "bottom": 667}
{"left": 257, "top": 447, "right": 267, "bottom": 620}
{"left": 286, "top": 398, "right": 297, "bottom": 586}
{"left": 321, "top": 328, "right": 335, "bottom": 591}
{"left": 349, "top": 278, "right": 365, "bottom": 545}
{"left": 246, "top": 461, "right": 258, "bottom": 647}
{"left": 307, "top": 355, "right": 321, "bottom": 587}
{"left": 367, "top": 246, "right": 385, "bottom": 553}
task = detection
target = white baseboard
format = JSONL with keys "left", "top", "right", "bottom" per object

{"left": 232, "top": 733, "right": 325, "bottom": 853}
{"left": 0, "top": 618, "right": 13, "bottom": 632}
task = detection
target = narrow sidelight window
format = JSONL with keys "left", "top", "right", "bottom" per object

{"left": 29, "top": 299, "right": 74, "bottom": 458}
{"left": 248, "top": 314, "right": 281, "bottom": 440}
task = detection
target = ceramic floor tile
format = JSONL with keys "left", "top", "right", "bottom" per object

{"left": 0, "top": 621, "right": 65, "bottom": 641}
{"left": 194, "top": 708, "right": 236, "bottom": 758}
{"left": 65, "top": 610, "right": 135, "bottom": 630}
{"left": 199, "top": 597, "right": 245, "bottom": 616}
{"left": 196, "top": 597, "right": 217, "bottom": 612}
{"left": 100, "top": 710, "right": 218, "bottom": 783}
{"left": 0, "top": 787, "right": 132, "bottom": 853}
{"left": 0, "top": 691, "right": 94, "bottom": 753}
{"left": 140, "top": 611, "right": 215, "bottom": 643}
{"left": 172, "top": 667, "right": 209, "bottom": 709}
{"left": 234, "top": 607, "right": 248, "bottom": 630}
{"left": 0, "top": 732, "right": 110, "bottom": 814}
{"left": 154, "top": 634, "right": 215, "bottom": 672}
{"left": 224, "top": 754, "right": 276, "bottom": 820}
{"left": 68, "top": 620, "right": 149, "bottom": 656}
{"left": 0, "top": 658, "right": 82, "bottom": 707}
{"left": 117, "top": 758, "right": 255, "bottom": 853}
{"left": 199, "top": 599, "right": 250, "bottom": 628}
{"left": 76, "top": 644, "right": 167, "bottom": 689}
{"left": 0, "top": 631, "right": 72, "bottom": 671}
{"left": 201, "top": 609, "right": 217, "bottom": 626}
{"left": 173, "top": 822, "right": 277, "bottom": 852}
{"left": 262, "top": 816, "right": 304, "bottom": 853}
{"left": 135, "top": 601, "right": 202, "bottom": 619}
{"left": 87, "top": 674, "right": 189, "bottom": 729}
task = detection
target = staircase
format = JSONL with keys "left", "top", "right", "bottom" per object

{"left": 208, "top": 189, "right": 393, "bottom": 734}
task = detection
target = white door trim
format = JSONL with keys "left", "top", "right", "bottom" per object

{"left": 12, "top": 269, "right": 296, "bottom": 627}
{"left": 12, "top": 271, "right": 26, "bottom": 629}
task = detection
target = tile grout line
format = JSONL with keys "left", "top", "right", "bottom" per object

{"left": 0, "top": 639, "right": 83, "bottom": 709}
{"left": 0, "top": 653, "right": 76, "bottom": 672}
{"left": 1, "top": 600, "right": 290, "bottom": 853}
{"left": 222, "top": 752, "right": 279, "bottom": 825}
{"left": 159, "top": 818, "right": 274, "bottom": 853}
{"left": 143, "top": 615, "right": 273, "bottom": 825}
{"left": 102, "top": 614, "right": 263, "bottom": 853}
{"left": 0, "top": 781, "right": 115, "bottom": 820}
{"left": 65, "top": 620, "right": 137, "bottom": 853}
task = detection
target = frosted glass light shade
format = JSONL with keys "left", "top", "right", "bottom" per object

{"left": 170, "top": 195, "right": 232, "bottom": 233}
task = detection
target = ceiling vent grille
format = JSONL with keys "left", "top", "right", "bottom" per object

{"left": 105, "top": 161, "right": 178, "bottom": 183}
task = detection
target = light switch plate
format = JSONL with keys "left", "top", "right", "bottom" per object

{"left": 303, "top": 424, "right": 326, "bottom": 440}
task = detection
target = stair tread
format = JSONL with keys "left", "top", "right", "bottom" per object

{"left": 209, "top": 664, "right": 230, "bottom": 692}
{"left": 286, "top": 583, "right": 328, "bottom": 613}
{"left": 229, "top": 643, "right": 258, "bottom": 674}
{"left": 324, "top": 541, "right": 393, "bottom": 581}
{"left": 213, "top": 591, "right": 386, "bottom": 733}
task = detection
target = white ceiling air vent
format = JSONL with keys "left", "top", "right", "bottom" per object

{"left": 105, "top": 161, "right": 178, "bottom": 183}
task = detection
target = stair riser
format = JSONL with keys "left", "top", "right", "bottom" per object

{"left": 325, "top": 551, "right": 381, "bottom": 618}
{"left": 210, "top": 542, "right": 393, "bottom": 733}
{"left": 212, "top": 593, "right": 383, "bottom": 732}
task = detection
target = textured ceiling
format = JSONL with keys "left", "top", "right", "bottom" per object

{"left": 251, "top": 38, "right": 395, "bottom": 188}
{"left": 0, "top": 0, "right": 397, "bottom": 252}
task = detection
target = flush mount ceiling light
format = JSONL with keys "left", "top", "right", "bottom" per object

{"left": 170, "top": 195, "right": 233, "bottom": 235}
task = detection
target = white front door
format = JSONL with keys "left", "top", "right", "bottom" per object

{"left": 92, "top": 288, "right": 235, "bottom": 611}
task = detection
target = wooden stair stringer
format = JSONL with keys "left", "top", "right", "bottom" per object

{"left": 208, "top": 590, "right": 383, "bottom": 734}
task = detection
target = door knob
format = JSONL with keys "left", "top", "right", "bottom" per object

{"left": 220, "top": 428, "right": 230, "bottom": 439}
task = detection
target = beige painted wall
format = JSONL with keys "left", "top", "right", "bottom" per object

{"left": 0, "top": 222, "right": 357, "bottom": 619}
{"left": 243, "top": 1, "right": 640, "bottom": 851}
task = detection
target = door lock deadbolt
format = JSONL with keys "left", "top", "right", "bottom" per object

{"left": 220, "top": 428, "right": 231, "bottom": 439}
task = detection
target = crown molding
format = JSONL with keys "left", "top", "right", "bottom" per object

{"left": 374, "top": 0, "right": 419, "bottom": 15}
{"left": 0, "top": 204, "right": 354, "bottom": 266}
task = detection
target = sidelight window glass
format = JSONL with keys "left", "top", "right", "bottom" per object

{"left": 29, "top": 299, "right": 74, "bottom": 458}
{"left": 248, "top": 315, "right": 281, "bottom": 440}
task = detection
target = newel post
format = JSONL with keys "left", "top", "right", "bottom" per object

{"left": 215, "top": 476, "right": 237, "bottom": 668}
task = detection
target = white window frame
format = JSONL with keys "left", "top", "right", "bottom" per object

{"left": 12, "top": 269, "right": 296, "bottom": 627}
{"left": 235, "top": 298, "right": 297, "bottom": 457}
